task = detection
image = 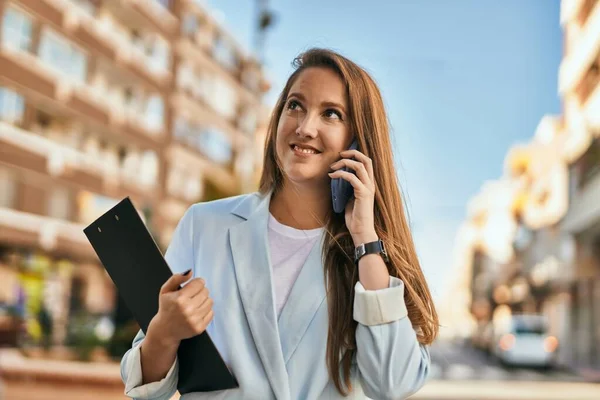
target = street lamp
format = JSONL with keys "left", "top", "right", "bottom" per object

{"left": 254, "top": 0, "right": 276, "bottom": 64}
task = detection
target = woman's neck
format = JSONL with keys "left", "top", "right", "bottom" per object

{"left": 269, "top": 182, "right": 330, "bottom": 230}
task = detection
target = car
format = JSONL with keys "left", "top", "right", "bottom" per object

{"left": 491, "top": 314, "right": 558, "bottom": 368}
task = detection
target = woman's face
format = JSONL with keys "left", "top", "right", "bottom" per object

{"left": 275, "top": 67, "right": 353, "bottom": 188}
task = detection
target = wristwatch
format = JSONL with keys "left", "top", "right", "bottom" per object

{"left": 354, "top": 239, "right": 390, "bottom": 264}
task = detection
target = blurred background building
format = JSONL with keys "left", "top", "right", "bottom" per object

{"left": 0, "top": 0, "right": 271, "bottom": 395}
{"left": 444, "top": 0, "right": 600, "bottom": 380}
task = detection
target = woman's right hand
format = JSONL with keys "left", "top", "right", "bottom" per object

{"left": 147, "top": 270, "right": 214, "bottom": 346}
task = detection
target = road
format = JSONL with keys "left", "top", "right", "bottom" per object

{"left": 408, "top": 340, "right": 600, "bottom": 400}
{"left": 427, "top": 339, "right": 584, "bottom": 382}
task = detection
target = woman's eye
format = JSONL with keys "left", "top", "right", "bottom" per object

{"left": 324, "top": 109, "right": 342, "bottom": 120}
{"left": 286, "top": 100, "right": 301, "bottom": 110}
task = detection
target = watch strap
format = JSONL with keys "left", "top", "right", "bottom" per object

{"left": 354, "top": 239, "right": 389, "bottom": 264}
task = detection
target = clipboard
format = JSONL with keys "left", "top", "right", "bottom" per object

{"left": 83, "top": 197, "right": 238, "bottom": 394}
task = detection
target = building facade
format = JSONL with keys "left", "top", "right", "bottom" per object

{"left": 446, "top": 0, "right": 600, "bottom": 377}
{"left": 0, "top": 0, "right": 270, "bottom": 366}
{"left": 560, "top": 0, "right": 600, "bottom": 373}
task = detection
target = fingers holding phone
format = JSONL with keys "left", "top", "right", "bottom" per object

{"left": 328, "top": 142, "right": 378, "bottom": 245}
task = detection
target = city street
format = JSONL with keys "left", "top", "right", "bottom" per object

{"left": 427, "top": 340, "right": 584, "bottom": 382}
{"left": 408, "top": 340, "right": 600, "bottom": 400}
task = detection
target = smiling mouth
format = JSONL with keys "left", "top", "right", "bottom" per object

{"left": 291, "top": 144, "right": 321, "bottom": 155}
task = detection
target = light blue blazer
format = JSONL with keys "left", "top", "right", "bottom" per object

{"left": 120, "top": 192, "right": 430, "bottom": 400}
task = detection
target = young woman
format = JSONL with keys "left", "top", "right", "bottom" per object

{"left": 121, "top": 48, "right": 438, "bottom": 400}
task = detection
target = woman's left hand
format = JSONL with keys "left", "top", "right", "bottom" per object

{"left": 329, "top": 149, "right": 379, "bottom": 246}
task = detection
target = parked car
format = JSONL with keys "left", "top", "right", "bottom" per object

{"left": 491, "top": 314, "right": 558, "bottom": 368}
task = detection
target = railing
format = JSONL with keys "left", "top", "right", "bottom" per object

{"left": 0, "top": 122, "right": 158, "bottom": 190}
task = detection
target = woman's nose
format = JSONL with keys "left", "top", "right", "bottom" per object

{"left": 295, "top": 112, "right": 319, "bottom": 138}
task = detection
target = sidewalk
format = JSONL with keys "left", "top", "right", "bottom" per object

{"left": 409, "top": 379, "right": 600, "bottom": 400}
{"left": 0, "top": 348, "right": 121, "bottom": 384}
{"left": 0, "top": 348, "right": 126, "bottom": 400}
{"left": 577, "top": 367, "right": 600, "bottom": 383}
{"left": 0, "top": 348, "right": 184, "bottom": 400}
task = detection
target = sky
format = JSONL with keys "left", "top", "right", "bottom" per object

{"left": 205, "top": 0, "right": 564, "bottom": 301}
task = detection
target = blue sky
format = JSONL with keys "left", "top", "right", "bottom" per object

{"left": 206, "top": 0, "right": 563, "bottom": 301}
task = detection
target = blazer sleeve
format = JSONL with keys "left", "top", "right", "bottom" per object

{"left": 119, "top": 205, "right": 197, "bottom": 399}
{"left": 353, "top": 276, "right": 431, "bottom": 400}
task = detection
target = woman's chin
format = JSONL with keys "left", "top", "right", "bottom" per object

{"left": 283, "top": 170, "right": 328, "bottom": 187}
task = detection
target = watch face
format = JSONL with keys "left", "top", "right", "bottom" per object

{"left": 354, "top": 246, "right": 363, "bottom": 260}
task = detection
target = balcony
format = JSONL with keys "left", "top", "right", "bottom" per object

{"left": 0, "top": 47, "right": 57, "bottom": 99}
{"left": 521, "top": 163, "right": 570, "bottom": 230}
{"left": 171, "top": 94, "right": 249, "bottom": 151}
{"left": 15, "top": 0, "right": 119, "bottom": 61}
{"left": 70, "top": 2, "right": 173, "bottom": 91}
{"left": 0, "top": 31, "right": 116, "bottom": 126}
{"left": 1, "top": 41, "right": 166, "bottom": 149}
{"left": 0, "top": 207, "right": 95, "bottom": 261}
{"left": 177, "top": 3, "right": 269, "bottom": 97}
{"left": 0, "top": 121, "right": 159, "bottom": 202}
{"left": 558, "top": 0, "right": 600, "bottom": 93}
{"left": 175, "top": 39, "right": 259, "bottom": 106}
{"left": 88, "top": 60, "right": 167, "bottom": 145}
{"left": 14, "top": 0, "right": 171, "bottom": 91}
{"left": 104, "top": 0, "right": 178, "bottom": 39}
{"left": 58, "top": 0, "right": 120, "bottom": 61}
{"left": 95, "top": 15, "right": 172, "bottom": 90}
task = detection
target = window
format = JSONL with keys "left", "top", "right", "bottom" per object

{"left": 2, "top": 7, "right": 33, "bottom": 52}
{"left": 144, "top": 95, "right": 164, "bottom": 132}
{"left": 148, "top": 36, "right": 170, "bottom": 73}
{"left": 182, "top": 14, "right": 198, "bottom": 37}
{"left": 47, "top": 187, "right": 71, "bottom": 220}
{"left": 174, "top": 117, "right": 205, "bottom": 149}
{"left": 512, "top": 319, "right": 547, "bottom": 335}
{"left": 38, "top": 29, "right": 88, "bottom": 83}
{"left": 173, "top": 117, "right": 191, "bottom": 141}
{"left": 197, "top": 72, "right": 213, "bottom": 102}
{"left": 0, "top": 87, "right": 25, "bottom": 124}
{"left": 139, "top": 151, "right": 159, "bottom": 187}
{"left": 176, "top": 64, "right": 194, "bottom": 89}
{"left": 213, "top": 36, "right": 237, "bottom": 71}
{"left": 212, "top": 79, "right": 237, "bottom": 119}
{"left": 242, "top": 67, "right": 260, "bottom": 92}
{"left": 129, "top": 29, "right": 169, "bottom": 74}
{"left": 239, "top": 108, "right": 257, "bottom": 134}
{"left": 0, "top": 168, "right": 17, "bottom": 208}
{"left": 199, "top": 128, "right": 232, "bottom": 164}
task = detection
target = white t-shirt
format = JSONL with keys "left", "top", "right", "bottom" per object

{"left": 267, "top": 213, "right": 323, "bottom": 318}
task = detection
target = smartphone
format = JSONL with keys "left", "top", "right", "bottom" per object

{"left": 331, "top": 140, "right": 358, "bottom": 214}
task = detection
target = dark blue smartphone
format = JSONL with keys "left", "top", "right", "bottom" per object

{"left": 331, "top": 140, "right": 358, "bottom": 214}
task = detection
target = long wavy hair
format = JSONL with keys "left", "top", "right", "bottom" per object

{"left": 259, "top": 48, "right": 439, "bottom": 395}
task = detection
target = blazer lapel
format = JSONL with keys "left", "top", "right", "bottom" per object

{"left": 228, "top": 193, "right": 290, "bottom": 400}
{"left": 277, "top": 232, "right": 327, "bottom": 364}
